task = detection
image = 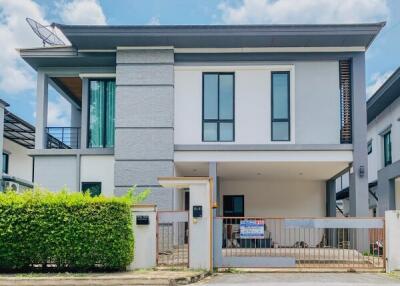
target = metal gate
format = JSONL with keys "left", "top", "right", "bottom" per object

{"left": 214, "top": 217, "right": 385, "bottom": 271}
{"left": 157, "top": 211, "right": 189, "bottom": 267}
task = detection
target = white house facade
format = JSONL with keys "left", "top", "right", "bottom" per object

{"left": 18, "top": 23, "right": 385, "bottom": 219}
{"left": 367, "top": 68, "right": 400, "bottom": 215}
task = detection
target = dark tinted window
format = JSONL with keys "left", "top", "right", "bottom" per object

{"left": 271, "top": 72, "right": 290, "bottom": 141}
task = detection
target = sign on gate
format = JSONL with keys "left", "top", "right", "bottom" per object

{"left": 240, "top": 219, "right": 265, "bottom": 239}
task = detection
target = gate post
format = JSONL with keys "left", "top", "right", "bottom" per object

{"left": 128, "top": 205, "right": 157, "bottom": 270}
{"left": 158, "top": 177, "right": 213, "bottom": 271}
{"left": 385, "top": 210, "right": 400, "bottom": 273}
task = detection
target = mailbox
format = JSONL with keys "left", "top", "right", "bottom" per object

{"left": 193, "top": 205, "right": 203, "bottom": 218}
{"left": 136, "top": 215, "right": 149, "bottom": 225}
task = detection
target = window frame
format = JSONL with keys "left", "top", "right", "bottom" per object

{"left": 202, "top": 72, "right": 235, "bottom": 142}
{"left": 2, "top": 152, "right": 9, "bottom": 174}
{"left": 223, "top": 195, "right": 244, "bottom": 217}
{"left": 271, "top": 71, "right": 291, "bottom": 142}
{"left": 81, "top": 181, "right": 102, "bottom": 197}
{"left": 383, "top": 131, "right": 392, "bottom": 167}
{"left": 367, "top": 140, "right": 372, "bottom": 155}
{"left": 87, "top": 78, "right": 115, "bottom": 148}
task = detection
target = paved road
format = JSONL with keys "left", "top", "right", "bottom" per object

{"left": 195, "top": 273, "right": 400, "bottom": 285}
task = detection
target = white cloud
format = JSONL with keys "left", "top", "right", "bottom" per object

{"left": 47, "top": 95, "right": 71, "bottom": 126}
{"left": 0, "top": 0, "right": 47, "bottom": 93}
{"left": 148, "top": 16, "right": 160, "bottom": 25}
{"left": 218, "top": 0, "right": 389, "bottom": 24}
{"left": 57, "top": 0, "right": 106, "bottom": 25}
{"left": 367, "top": 70, "right": 393, "bottom": 99}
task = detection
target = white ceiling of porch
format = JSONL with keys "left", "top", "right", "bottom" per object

{"left": 175, "top": 161, "right": 349, "bottom": 181}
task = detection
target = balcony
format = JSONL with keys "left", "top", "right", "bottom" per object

{"left": 46, "top": 127, "right": 81, "bottom": 149}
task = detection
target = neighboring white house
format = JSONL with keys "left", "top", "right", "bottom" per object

{"left": 0, "top": 103, "right": 34, "bottom": 191}
{"left": 336, "top": 67, "right": 400, "bottom": 217}
{"left": 367, "top": 67, "right": 400, "bottom": 215}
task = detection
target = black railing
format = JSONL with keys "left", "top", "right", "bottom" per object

{"left": 46, "top": 127, "right": 81, "bottom": 149}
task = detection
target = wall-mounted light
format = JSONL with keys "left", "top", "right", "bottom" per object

{"left": 359, "top": 165, "right": 365, "bottom": 177}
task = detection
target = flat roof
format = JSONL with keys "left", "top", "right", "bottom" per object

{"left": 54, "top": 22, "right": 385, "bottom": 50}
{"left": 367, "top": 67, "right": 400, "bottom": 124}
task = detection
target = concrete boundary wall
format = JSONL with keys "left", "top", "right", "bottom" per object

{"left": 385, "top": 210, "right": 400, "bottom": 273}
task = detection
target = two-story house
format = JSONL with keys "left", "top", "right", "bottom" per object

{"left": 19, "top": 23, "right": 383, "bottom": 218}
{"left": 367, "top": 67, "right": 400, "bottom": 216}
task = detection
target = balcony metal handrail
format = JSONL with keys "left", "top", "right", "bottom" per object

{"left": 46, "top": 127, "right": 81, "bottom": 149}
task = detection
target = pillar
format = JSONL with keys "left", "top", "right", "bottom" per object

{"left": 35, "top": 71, "right": 48, "bottom": 149}
{"left": 0, "top": 99, "right": 9, "bottom": 191}
{"left": 349, "top": 53, "right": 369, "bottom": 217}
{"left": 114, "top": 48, "right": 175, "bottom": 210}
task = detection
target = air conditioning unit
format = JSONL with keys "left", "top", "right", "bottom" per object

{"left": 4, "top": 181, "right": 20, "bottom": 192}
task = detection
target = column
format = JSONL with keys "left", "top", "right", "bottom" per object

{"left": 35, "top": 71, "right": 48, "bottom": 149}
{"left": 114, "top": 48, "right": 175, "bottom": 210}
{"left": 349, "top": 53, "right": 369, "bottom": 217}
{"left": 0, "top": 99, "right": 9, "bottom": 191}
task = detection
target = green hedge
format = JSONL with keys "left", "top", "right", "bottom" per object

{"left": 0, "top": 188, "right": 134, "bottom": 272}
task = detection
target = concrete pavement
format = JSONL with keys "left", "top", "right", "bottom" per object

{"left": 194, "top": 273, "right": 400, "bottom": 285}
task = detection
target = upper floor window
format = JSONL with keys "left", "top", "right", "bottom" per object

{"left": 383, "top": 131, "right": 392, "bottom": 167}
{"left": 202, "top": 73, "right": 234, "bottom": 142}
{"left": 271, "top": 71, "right": 290, "bottom": 141}
{"left": 88, "top": 79, "right": 115, "bottom": 148}
{"left": 367, "top": 140, "right": 372, "bottom": 155}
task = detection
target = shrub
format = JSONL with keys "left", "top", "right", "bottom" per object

{"left": 0, "top": 187, "right": 142, "bottom": 272}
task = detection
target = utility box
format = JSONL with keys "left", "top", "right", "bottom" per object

{"left": 136, "top": 215, "right": 150, "bottom": 225}
{"left": 193, "top": 205, "right": 203, "bottom": 218}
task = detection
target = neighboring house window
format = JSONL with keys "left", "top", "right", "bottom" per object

{"left": 202, "top": 73, "right": 234, "bottom": 142}
{"left": 271, "top": 71, "right": 290, "bottom": 141}
{"left": 2, "top": 153, "right": 8, "bottom": 174}
{"left": 81, "top": 182, "right": 102, "bottom": 197}
{"left": 223, "top": 195, "right": 244, "bottom": 217}
{"left": 367, "top": 140, "right": 372, "bottom": 155}
{"left": 383, "top": 131, "right": 392, "bottom": 166}
{"left": 88, "top": 79, "right": 115, "bottom": 148}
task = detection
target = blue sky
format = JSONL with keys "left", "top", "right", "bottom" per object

{"left": 0, "top": 0, "right": 399, "bottom": 125}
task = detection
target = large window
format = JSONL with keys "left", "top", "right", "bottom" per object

{"left": 223, "top": 195, "right": 244, "bottom": 217}
{"left": 2, "top": 153, "right": 8, "bottom": 174}
{"left": 202, "top": 73, "right": 234, "bottom": 142}
{"left": 88, "top": 79, "right": 115, "bottom": 148}
{"left": 383, "top": 131, "right": 392, "bottom": 167}
{"left": 271, "top": 71, "right": 290, "bottom": 141}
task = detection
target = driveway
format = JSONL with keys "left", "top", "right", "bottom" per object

{"left": 195, "top": 273, "right": 400, "bottom": 285}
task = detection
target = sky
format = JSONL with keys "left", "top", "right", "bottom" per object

{"left": 0, "top": 0, "right": 399, "bottom": 126}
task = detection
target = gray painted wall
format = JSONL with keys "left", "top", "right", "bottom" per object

{"left": 114, "top": 48, "right": 175, "bottom": 210}
{"left": 295, "top": 61, "right": 340, "bottom": 144}
{"left": 34, "top": 156, "right": 77, "bottom": 191}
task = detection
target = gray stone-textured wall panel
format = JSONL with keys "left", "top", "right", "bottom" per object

{"left": 117, "top": 49, "right": 174, "bottom": 64}
{"left": 115, "top": 86, "right": 173, "bottom": 127}
{"left": 115, "top": 186, "right": 173, "bottom": 211}
{"left": 116, "top": 64, "right": 173, "bottom": 86}
{"left": 34, "top": 156, "right": 77, "bottom": 192}
{"left": 114, "top": 49, "right": 175, "bottom": 209}
{"left": 115, "top": 128, "right": 173, "bottom": 160}
{"left": 114, "top": 160, "right": 174, "bottom": 186}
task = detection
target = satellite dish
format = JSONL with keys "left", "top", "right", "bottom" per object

{"left": 26, "top": 18, "right": 65, "bottom": 47}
